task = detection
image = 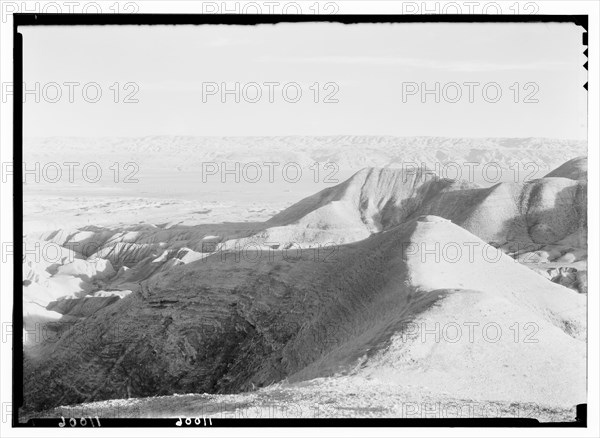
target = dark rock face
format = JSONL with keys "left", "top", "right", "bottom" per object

{"left": 548, "top": 267, "right": 587, "bottom": 294}
{"left": 47, "top": 296, "right": 122, "bottom": 318}
{"left": 23, "top": 225, "right": 416, "bottom": 412}
{"left": 22, "top": 217, "right": 585, "bottom": 413}
{"left": 21, "top": 163, "right": 588, "bottom": 413}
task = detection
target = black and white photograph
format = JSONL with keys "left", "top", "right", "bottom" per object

{"left": 0, "top": 1, "right": 598, "bottom": 435}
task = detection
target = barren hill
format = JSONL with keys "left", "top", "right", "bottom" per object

{"left": 23, "top": 216, "right": 585, "bottom": 412}
{"left": 22, "top": 159, "right": 588, "bottom": 341}
{"left": 544, "top": 156, "right": 587, "bottom": 180}
{"left": 235, "top": 166, "right": 587, "bottom": 255}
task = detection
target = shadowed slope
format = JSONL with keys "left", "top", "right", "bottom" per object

{"left": 22, "top": 161, "right": 588, "bottom": 338}
{"left": 23, "top": 216, "right": 585, "bottom": 412}
{"left": 545, "top": 156, "right": 587, "bottom": 180}
{"left": 242, "top": 167, "right": 586, "bottom": 254}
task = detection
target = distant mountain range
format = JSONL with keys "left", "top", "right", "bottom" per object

{"left": 24, "top": 136, "right": 586, "bottom": 182}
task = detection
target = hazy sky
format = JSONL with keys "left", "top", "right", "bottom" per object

{"left": 19, "top": 22, "right": 587, "bottom": 139}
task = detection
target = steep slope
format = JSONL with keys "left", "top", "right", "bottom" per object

{"left": 545, "top": 156, "right": 587, "bottom": 180}
{"left": 22, "top": 161, "right": 588, "bottom": 346}
{"left": 267, "top": 168, "right": 473, "bottom": 230}
{"left": 23, "top": 216, "right": 585, "bottom": 412}
{"left": 244, "top": 167, "right": 586, "bottom": 255}
{"left": 422, "top": 175, "right": 587, "bottom": 249}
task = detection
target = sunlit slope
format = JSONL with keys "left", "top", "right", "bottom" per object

{"left": 24, "top": 216, "right": 585, "bottom": 411}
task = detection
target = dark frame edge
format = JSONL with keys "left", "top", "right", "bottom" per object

{"left": 10, "top": 11, "right": 588, "bottom": 428}
{"left": 12, "top": 23, "right": 24, "bottom": 428}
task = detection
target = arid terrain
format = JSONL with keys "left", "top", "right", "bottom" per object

{"left": 21, "top": 136, "right": 587, "bottom": 421}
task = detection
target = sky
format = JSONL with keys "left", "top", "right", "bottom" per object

{"left": 19, "top": 22, "right": 587, "bottom": 139}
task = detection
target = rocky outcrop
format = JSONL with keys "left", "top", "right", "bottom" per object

{"left": 47, "top": 290, "right": 132, "bottom": 318}
{"left": 531, "top": 266, "right": 587, "bottom": 294}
